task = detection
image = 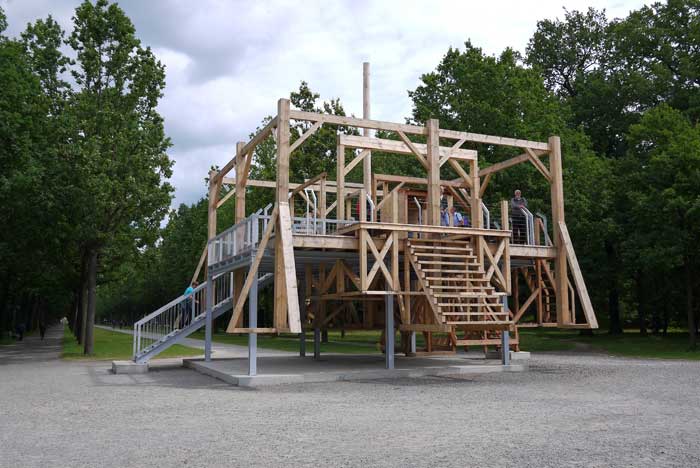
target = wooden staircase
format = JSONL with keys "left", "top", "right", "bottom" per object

{"left": 407, "top": 238, "right": 512, "bottom": 344}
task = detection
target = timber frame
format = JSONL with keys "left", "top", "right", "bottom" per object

{"left": 199, "top": 71, "right": 598, "bottom": 361}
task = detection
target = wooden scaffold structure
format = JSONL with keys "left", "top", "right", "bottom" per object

{"left": 131, "top": 63, "right": 598, "bottom": 371}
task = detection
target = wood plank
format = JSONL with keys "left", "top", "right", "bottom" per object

{"left": 290, "top": 110, "right": 550, "bottom": 150}
{"left": 558, "top": 221, "right": 598, "bottom": 328}
{"left": 289, "top": 121, "right": 322, "bottom": 153}
{"left": 289, "top": 172, "right": 327, "bottom": 198}
{"left": 340, "top": 134, "right": 476, "bottom": 161}
{"left": 549, "top": 136, "right": 570, "bottom": 325}
{"left": 278, "top": 203, "right": 301, "bottom": 333}
{"left": 525, "top": 147, "right": 552, "bottom": 181}
{"left": 396, "top": 131, "right": 429, "bottom": 169}
{"left": 344, "top": 149, "right": 370, "bottom": 176}
{"left": 372, "top": 173, "right": 467, "bottom": 188}
{"left": 190, "top": 245, "right": 207, "bottom": 284}
{"left": 226, "top": 206, "right": 278, "bottom": 332}
{"left": 213, "top": 116, "right": 277, "bottom": 184}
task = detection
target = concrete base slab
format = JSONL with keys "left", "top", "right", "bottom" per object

{"left": 184, "top": 354, "right": 526, "bottom": 387}
{"left": 111, "top": 360, "right": 148, "bottom": 374}
{"left": 510, "top": 351, "right": 531, "bottom": 361}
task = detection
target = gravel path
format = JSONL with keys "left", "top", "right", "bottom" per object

{"left": 1, "top": 326, "right": 699, "bottom": 468}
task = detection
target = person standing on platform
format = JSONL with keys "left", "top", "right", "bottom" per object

{"left": 511, "top": 189, "right": 528, "bottom": 244}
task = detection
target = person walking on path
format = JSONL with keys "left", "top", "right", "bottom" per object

{"left": 39, "top": 322, "right": 47, "bottom": 340}
{"left": 15, "top": 323, "right": 25, "bottom": 341}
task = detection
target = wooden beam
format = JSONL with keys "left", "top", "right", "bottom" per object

{"left": 525, "top": 147, "right": 551, "bottom": 181}
{"left": 426, "top": 119, "right": 440, "bottom": 226}
{"left": 289, "top": 172, "right": 327, "bottom": 198}
{"left": 478, "top": 150, "right": 547, "bottom": 177}
{"left": 448, "top": 159, "right": 473, "bottom": 189}
{"left": 396, "top": 131, "right": 429, "bottom": 169}
{"left": 289, "top": 121, "right": 322, "bottom": 153}
{"left": 226, "top": 206, "right": 278, "bottom": 332}
{"left": 274, "top": 99, "right": 291, "bottom": 331}
{"left": 190, "top": 245, "right": 207, "bottom": 284}
{"left": 339, "top": 134, "right": 476, "bottom": 161}
{"left": 372, "top": 173, "right": 466, "bottom": 188}
{"left": 290, "top": 110, "right": 550, "bottom": 150}
{"left": 375, "top": 182, "right": 405, "bottom": 212}
{"left": 278, "top": 203, "right": 302, "bottom": 333}
{"left": 343, "top": 149, "right": 370, "bottom": 176}
{"left": 549, "top": 136, "right": 570, "bottom": 325}
{"left": 558, "top": 222, "right": 598, "bottom": 328}
{"left": 213, "top": 116, "right": 277, "bottom": 184}
{"left": 479, "top": 173, "right": 492, "bottom": 197}
{"left": 337, "top": 142, "right": 345, "bottom": 220}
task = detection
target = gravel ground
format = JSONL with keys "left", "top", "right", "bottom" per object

{"left": 1, "top": 326, "right": 700, "bottom": 468}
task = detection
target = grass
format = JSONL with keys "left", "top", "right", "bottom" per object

{"left": 0, "top": 334, "right": 15, "bottom": 346}
{"left": 62, "top": 325, "right": 202, "bottom": 360}
{"left": 191, "top": 329, "right": 382, "bottom": 354}
{"left": 518, "top": 327, "right": 700, "bottom": 360}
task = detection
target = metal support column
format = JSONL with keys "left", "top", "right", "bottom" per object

{"left": 502, "top": 295, "right": 510, "bottom": 366}
{"left": 299, "top": 277, "right": 306, "bottom": 357}
{"left": 204, "top": 273, "right": 213, "bottom": 362}
{"left": 410, "top": 332, "right": 416, "bottom": 355}
{"left": 313, "top": 327, "right": 321, "bottom": 360}
{"left": 248, "top": 268, "right": 258, "bottom": 376}
{"left": 385, "top": 294, "right": 394, "bottom": 369}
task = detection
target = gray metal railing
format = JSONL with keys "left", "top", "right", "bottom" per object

{"left": 132, "top": 272, "right": 231, "bottom": 361}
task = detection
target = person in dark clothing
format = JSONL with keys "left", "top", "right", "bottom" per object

{"left": 39, "top": 322, "right": 47, "bottom": 340}
{"left": 510, "top": 189, "right": 528, "bottom": 244}
{"left": 15, "top": 323, "right": 25, "bottom": 341}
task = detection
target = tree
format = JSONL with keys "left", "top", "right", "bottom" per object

{"left": 67, "top": 0, "right": 173, "bottom": 353}
{"left": 621, "top": 105, "right": 700, "bottom": 348}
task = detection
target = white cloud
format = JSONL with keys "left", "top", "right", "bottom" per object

{"left": 2, "top": 0, "right": 647, "bottom": 208}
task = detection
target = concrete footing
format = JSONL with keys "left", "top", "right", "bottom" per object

{"left": 184, "top": 355, "right": 527, "bottom": 388}
{"left": 510, "top": 351, "right": 531, "bottom": 361}
{"left": 111, "top": 360, "right": 148, "bottom": 374}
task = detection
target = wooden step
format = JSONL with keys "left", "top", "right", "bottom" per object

{"left": 425, "top": 276, "right": 486, "bottom": 282}
{"left": 409, "top": 244, "right": 473, "bottom": 252}
{"left": 409, "top": 239, "right": 471, "bottom": 246}
{"left": 411, "top": 252, "right": 477, "bottom": 259}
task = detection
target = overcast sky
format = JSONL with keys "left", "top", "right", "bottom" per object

{"left": 3, "top": 0, "right": 647, "bottom": 208}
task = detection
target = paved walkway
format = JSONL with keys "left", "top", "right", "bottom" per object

{"left": 0, "top": 324, "right": 63, "bottom": 366}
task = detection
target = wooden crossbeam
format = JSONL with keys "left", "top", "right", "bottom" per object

{"left": 479, "top": 173, "right": 492, "bottom": 197}
{"left": 291, "top": 110, "right": 550, "bottom": 150}
{"left": 448, "top": 159, "right": 473, "bottom": 189}
{"left": 226, "top": 205, "right": 278, "bottom": 332}
{"left": 525, "top": 148, "right": 551, "bottom": 181}
{"left": 278, "top": 203, "right": 302, "bottom": 333}
{"left": 396, "top": 131, "right": 428, "bottom": 169}
{"left": 558, "top": 222, "right": 598, "bottom": 328}
{"left": 190, "top": 245, "right": 207, "bottom": 284}
{"left": 214, "top": 117, "right": 277, "bottom": 184}
{"left": 289, "top": 172, "right": 327, "bottom": 198}
{"left": 289, "top": 121, "right": 322, "bottom": 153}
{"left": 343, "top": 149, "right": 371, "bottom": 176}
{"left": 365, "top": 235, "right": 393, "bottom": 287}
{"left": 375, "top": 182, "right": 405, "bottom": 212}
{"left": 478, "top": 149, "right": 548, "bottom": 177}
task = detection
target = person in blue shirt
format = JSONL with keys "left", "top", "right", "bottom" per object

{"left": 450, "top": 206, "right": 470, "bottom": 227}
{"left": 181, "top": 281, "right": 197, "bottom": 327}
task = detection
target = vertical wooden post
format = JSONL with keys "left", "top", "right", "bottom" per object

{"left": 549, "top": 135, "right": 570, "bottom": 324}
{"left": 501, "top": 200, "right": 512, "bottom": 294}
{"left": 391, "top": 193, "right": 399, "bottom": 291}
{"left": 205, "top": 169, "right": 220, "bottom": 361}
{"left": 274, "top": 98, "right": 291, "bottom": 330}
{"left": 337, "top": 142, "right": 345, "bottom": 221}
{"left": 233, "top": 141, "right": 246, "bottom": 328}
{"left": 470, "top": 158, "right": 483, "bottom": 266}
{"left": 426, "top": 119, "right": 440, "bottom": 226}
{"left": 362, "top": 62, "right": 372, "bottom": 195}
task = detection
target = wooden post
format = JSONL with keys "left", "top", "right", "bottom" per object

{"left": 426, "top": 119, "right": 440, "bottom": 226}
{"left": 470, "top": 158, "right": 483, "bottom": 266}
{"left": 362, "top": 62, "right": 372, "bottom": 195}
{"left": 274, "top": 99, "right": 291, "bottom": 330}
{"left": 233, "top": 141, "right": 246, "bottom": 328}
{"left": 205, "top": 169, "right": 220, "bottom": 361}
{"left": 337, "top": 142, "right": 345, "bottom": 221}
{"left": 501, "top": 200, "right": 511, "bottom": 294}
{"left": 549, "top": 135, "right": 570, "bottom": 324}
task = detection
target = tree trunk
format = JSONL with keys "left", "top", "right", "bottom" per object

{"left": 685, "top": 258, "right": 696, "bottom": 350}
{"left": 636, "top": 271, "right": 647, "bottom": 336}
{"left": 605, "top": 241, "right": 623, "bottom": 334}
{"left": 84, "top": 249, "right": 98, "bottom": 355}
